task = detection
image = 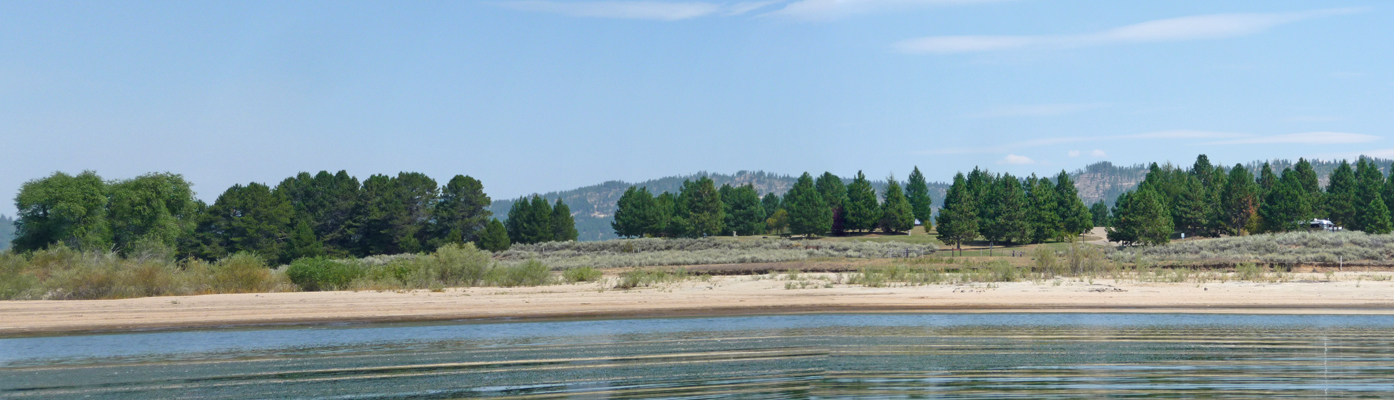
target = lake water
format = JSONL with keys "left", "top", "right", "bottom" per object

{"left": 4, "top": 313, "right": 1394, "bottom": 398}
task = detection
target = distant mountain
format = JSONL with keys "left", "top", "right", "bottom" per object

{"left": 0, "top": 215, "right": 14, "bottom": 251}
{"left": 493, "top": 158, "right": 1394, "bottom": 241}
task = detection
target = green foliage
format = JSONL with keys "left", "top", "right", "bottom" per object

{"left": 1089, "top": 200, "right": 1110, "bottom": 228}
{"left": 1221, "top": 164, "right": 1259, "bottom": 235}
{"left": 844, "top": 171, "right": 880, "bottom": 233}
{"left": 487, "top": 259, "right": 553, "bottom": 287}
{"left": 433, "top": 175, "right": 492, "bottom": 245}
{"left": 287, "top": 257, "right": 363, "bottom": 291}
{"left": 13, "top": 171, "right": 112, "bottom": 252}
{"left": 274, "top": 171, "right": 360, "bottom": 256}
{"left": 0, "top": 215, "right": 15, "bottom": 251}
{"left": 551, "top": 198, "right": 579, "bottom": 241}
{"left": 612, "top": 186, "right": 655, "bottom": 238}
{"left": 1109, "top": 188, "right": 1173, "bottom": 246}
{"left": 498, "top": 237, "right": 934, "bottom": 269}
{"left": 106, "top": 173, "right": 198, "bottom": 253}
{"left": 815, "top": 172, "right": 848, "bottom": 235}
{"left": 761, "top": 193, "right": 782, "bottom": 216}
{"left": 1324, "top": 161, "right": 1357, "bottom": 228}
{"left": 1358, "top": 196, "right": 1393, "bottom": 234}
{"left": 878, "top": 176, "right": 914, "bottom": 233}
{"left": 936, "top": 173, "right": 978, "bottom": 248}
{"left": 983, "top": 173, "right": 1029, "bottom": 245}
{"left": 562, "top": 266, "right": 603, "bottom": 283}
{"left": 359, "top": 173, "right": 436, "bottom": 255}
{"left": 784, "top": 173, "right": 832, "bottom": 237}
{"left": 1026, "top": 175, "right": 1061, "bottom": 243}
{"left": 191, "top": 182, "right": 293, "bottom": 262}
{"left": 965, "top": 168, "right": 993, "bottom": 233}
{"left": 284, "top": 220, "right": 326, "bottom": 261}
{"left": 1261, "top": 168, "right": 1314, "bottom": 233}
{"left": 477, "top": 218, "right": 511, "bottom": 251}
{"left": 1170, "top": 174, "right": 1208, "bottom": 237}
{"left": 507, "top": 195, "right": 554, "bottom": 244}
{"left": 1053, "top": 171, "right": 1093, "bottom": 236}
{"left": 765, "top": 209, "right": 790, "bottom": 236}
{"left": 677, "top": 177, "right": 725, "bottom": 237}
{"left": 723, "top": 185, "right": 766, "bottom": 235}
{"left": 1353, "top": 158, "right": 1387, "bottom": 232}
{"left": 905, "top": 166, "right": 934, "bottom": 231}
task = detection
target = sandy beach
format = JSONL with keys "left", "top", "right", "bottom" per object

{"left": 4, "top": 271, "right": 1394, "bottom": 336}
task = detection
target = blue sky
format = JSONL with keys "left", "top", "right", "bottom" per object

{"left": 3, "top": 0, "right": 1391, "bottom": 215}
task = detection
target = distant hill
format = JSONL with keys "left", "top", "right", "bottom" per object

{"left": 492, "top": 158, "right": 1394, "bottom": 241}
{"left": 0, "top": 215, "right": 14, "bottom": 251}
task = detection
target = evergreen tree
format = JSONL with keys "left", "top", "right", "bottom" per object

{"left": 1171, "top": 174, "right": 1208, "bottom": 237}
{"left": 1221, "top": 164, "right": 1259, "bottom": 235}
{"left": 905, "top": 166, "right": 934, "bottom": 231}
{"left": 1110, "top": 188, "right": 1172, "bottom": 246}
{"left": 1191, "top": 155, "right": 1214, "bottom": 186}
{"left": 1026, "top": 175, "right": 1062, "bottom": 243}
{"left": 1383, "top": 170, "right": 1394, "bottom": 226}
{"left": 283, "top": 220, "right": 325, "bottom": 261}
{"left": 1324, "top": 161, "right": 1357, "bottom": 228}
{"left": 476, "top": 219, "right": 511, "bottom": 251}
{"left": 1261, "top": 169, "right": 1313, "bottom": 233}
{"left": 1090, "top": 200, "right": 1109, "bottom": 227}
{"left": 432, "top": 175, "right": 492, "bottom": 245}
{"left": 1053, "top": 171, "right": 1093, "bottom": 237}
{"left": 193, "top": 182, "right": 293, "bottom": 261}
{"left": 1354, "top": 158, "right": 1387, "bottom": 232}
{"left": 504, "top": 196, "right": 531, "bottom": 245}
{"left": 655, "top": 192, "right": 680, "bottom": 237}
{"left": 724, "top": 185, "right": 766, "bottom": 235}
{"left": 878, "top": 175, "right": 914, "bottom": 233}
{"left": 1258, "top": 162, "right": 1278, "bottom": 197}
{"left": 1202, "top": 165, "right": 1229, "bottom": 236}
{"left": 678, "top": 177, "right": 724, "bottom": 237}
{"left": 275, "top": 171, "right": 360, "bottom": 256}
{"left": 761, "top": 193, "right": 782, "bottom": 217}
{"left": 785, "top": 173, "right": 832, "bottom": 237}
{"left": 551, "top": 198, "right": 578, "bottom": 241}
{"left": 984, "top": 173, "right": 1029, "bottom": 245}
{"left": 506, "top": 195, "right": 554, "bottom": 244}
{"left": 765, "top": 209, "right": 790, "bottom": 236}
{"left": 612, "top": 186, "right": 655, "bottom": 238}
{"left": 815, "top": 172, "right": 848, "bottom": 235}
{"left": 1360, "top": 196, "right": 1394, "bottom": 234}
{"left": 966, "top": 167, "right": 993, "bottom": 232}
{"left": 1106, "top": 191, "right": 1136, "bottom": 245}
{"left": 844, "top": 171, "right": 880, "bottom": 233}
{"left": 936, "top": 173, "right": 978, "bottom": 249}
{"left": 1293, "top": 158, "right": 1322, "bottom": 208}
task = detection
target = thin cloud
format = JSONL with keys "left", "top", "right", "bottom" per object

{"left": 895, "top": 8, "right": 1364, "bottom": 54}
{"left": 967, "top": 103, "right": 1108, "bottom": 118}
{"left": 1001, "top": 154, "right": 1035, "bottom": 165}
{"left": 1124, "top": 130, "right": 1250, "bottom": 140}
{"left": 1068, "top": 150, "right": 1081, "bottom": 157}
{"left": 1090, "top": 149, "right": 1106, "bottom": 157}
{"left": 496, "top": 1, "right": 775, "bottom": 20}
{"left": 1206, "top": 131, "right": 1379, "bottom": 145}
{"left": 1283, "top": 115, "right": 1343, "bottom": 122}
{"left": 766, "top": 0, "right": 1008, "bottom": 20}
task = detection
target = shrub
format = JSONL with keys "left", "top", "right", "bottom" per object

{"left": 487, "top": 260, "right": 553, "bottom": 287}
{"left": 563, "top": 266, "right": 603, "bottom": 283}
{"left": 425, "top": 243, "right": 492, "bottom": 286}
{"left": 496, "top": 237, "right": 936, "bottom": 269}
{"left": 286, "top": 257, "right": 362, "bottom": 291}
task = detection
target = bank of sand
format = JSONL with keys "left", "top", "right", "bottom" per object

{"left": 4, "top": 272, "right": 1394, "bottom": 335}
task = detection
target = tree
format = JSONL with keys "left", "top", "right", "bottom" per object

{"left": 785, "top": 172, "right": 832, "bottom": 237}
{"left": 879, "top": 175, "right": 915, "bottom": 233}
{"left": 433, "top": 175, "right": 492, "bottom": 245}
{"left": 966, "top": 167, "right": 993, "bottom": 233}
{"left": 655, "top": 192, "right": 680, "bottom": 237}
{"left": 1293, "top": 158, "right": 1322, "bottom": 208}
{"left": 1026, "top": 175, "right": 1061, "bottom": 243}
{"left": 551, "top": 198, "right": 578, "bottom": 241}
{"left": 476, "top": 218, "right": 511, "bottom": 251}
{"left": 1053, "top": 171, "right": 1093, "bottom": 238}
{"left": 13, "top": 171, "right": 111, "bottom": 252}
{"left": 761, "top": 193, "right": 782, "bottom": 217}
{"left": 984, "top": 173, "right": 1029, "bottom": 245}
{"left": 905, "top": 166, "right": 934, "bottom": 232}
{"left": 1360, "top": 196, "right": 1393, "bottom": 234}
{"left": 1089, "top": 200, "right": 1109, "bottom": 228}
{"left": 1354, "top": 158, "right": 1387, "bottom": 232}
{"left": 506, "top": 195, "right": 553, "bottom": 245}
{"left": 765, "top": 209, "right": 790, "bottom": 236}
{"left": 1202, "top": 165, "right": 1229, "bottom": 237}
{"left": 275, "top": 171, "right": 360, "bottom": 256}
{"left": 1171, "top": 174, "right": 1208, "bottom": 237}
{"left": 816, "top": 172, "right": 848, "bottom": 235}
{"left": 106, "top": 172, "right": 198, "bottom": 252}
{"left": 192, "top": 182, "right": 294, "bottom": 261}
{"left": 283, "top": 220, "right": 325, "bottom": 261}
{"left": 1220, "top": 164, "right": 1259, "bottom": 235}
{"left": 844, "top": 171, "right": 879, "bottom": 233}
{"left": 1324, "top": 161, "right": 1357, "bottom": 228}
{"left": 1109, "top": 188, "right": 1172, "bottom": 246}
{"left": 678, "top": 177, "right": 724, "bottom": 237}
{"left": 1260, "top": 168, "right": 1313, "bottom": 233}
{"left": 612, "top": 186, "right": 656, "bottom": 238}
{"left": 936, "top": 173, "right": 977, "bottom": 249}
{"left": 724, "top": 185, "right": 766, "bottom": 235}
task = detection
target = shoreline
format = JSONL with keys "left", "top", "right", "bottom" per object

{"left": 4, "top": 272, "right": 1394, "bottom": 336}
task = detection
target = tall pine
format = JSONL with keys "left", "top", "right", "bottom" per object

{"left": 815, "top": 172, "right": 848, "bottom": 235}
{"left": 878, "top": 175, "right": 914, "bottom": 233}
{"left": 551, "top": 198, "right": 578, "bottom": 241}
{"left": 1324, "top": 161, "right": 1357, "bottom": 228}
{"left": 984, "top": 173, "right": 1029, "bottom": 245}
{"left": 1026, "top": 175, "right": 1061, "bottom": 243}
{"left": 905, "top": 166, "right": 934, "bottom": 232}
{"left": 844, "top": 171, "right": 879, "bottom": 233}
{"left": 785, "top": 172, "right": 832, "bottom": 237}
{"left": 936, "top": 173, "right": 978, "bottom": 249}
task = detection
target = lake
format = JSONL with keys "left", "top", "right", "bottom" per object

{"left": 4, "top": 313, "right": 1394, "bottom": 398}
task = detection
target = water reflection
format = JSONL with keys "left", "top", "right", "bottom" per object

{"left": 3, "top": 314, "right": 1393, "bottom": 398}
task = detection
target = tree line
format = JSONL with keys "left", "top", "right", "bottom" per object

{"left": 1107, "top": 155, "right": 1394, "bottom": 245}
{"left": 10, "top": 170, "right": 580, "bottom": 262}
{"left": 611, "top": 168, "right": 936, "bottom": 238}
{"left": 934, "top": 169, "right": 1094, "bottom": 249}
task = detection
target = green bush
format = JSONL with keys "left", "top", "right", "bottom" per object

{"left": 563, "top": 266, "right": 603, "bottom": 283}
{"left": 487, "top": 260, "right": 553, "bottom": 287}
{"left": 286, "top": 257, "right": 363, "bottom": 291}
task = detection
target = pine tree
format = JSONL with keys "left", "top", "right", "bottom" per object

{"left": 612, "top": 186, "right": 653, "bottom": 238}
{"left": 273, "top": 170, "right": 360, "bottom": 257}
{"left": 1294, "top": 158, "right": 1322, "bottom": 208}
{"left": 878, "top": 175, "right": 915, "bottom": 233}
{"left": 844, "top": 171, "right": 879, "bottom": 233}
{"left": 432, "top": 175, "right": 492, "bottom": 245}
{"left": 1354, "top": 158, "right": 1387, "bottom": 232}
{"left": 724, "top": 185, "right": 766, "bottom": 236}
{"left": 1261, "top": 169, "right": 1313, "bottom": 233}
{"left": 505, "top": 196, "right": 531, "bottom": 245}
{"left": 1202, "top": 165, "right": 1229, "bottom": 236}
{"left": 1053, "top": 171, "right": 1092, "bottom": 238}
{"left": 1171, "top": 174, "right": 1208, "bottom": 237}
{"left": 1325, "top": 161, "right": 1357, "bottom": 228}
{"left": 1106, "top": 191, "right": 1137, "bottom": 245}
{"left": 1089, "top": 200, "right": 1109, "bottom": 228}
{"left": 476, "top": 219, "right": 511, "bottom": 251}
{"left": 761, "top": 193, "right": 782, "bottom": 216}
{"left": 966, "top": 167, "right": 993, "bottom": 233}
{"left": 936, "top": 173, "right": 978, "bottom": 249}
{"left": 1360, "top": 197, "right": 1393, "bottom": 234}
{"left": 527, "top": 195, "right": 555, "bottom": 244}
{"left": 1026, "top": 175, "right": 1061, "bottom": 243}
{"left": 551, "top": 198, "right": 578, "bottom": 241}
{"left": 785, "top": 173, "right": 832, "bottom": 237}
{"left": 905, "top": 166, "right": 934, "bottom": 231}
{"left": 678, "top": 177, "right": 724, "bottom": 237}
{"left": 655, "top": 192, "right": 679, "bottom": 238}
{"left": 1130, "top": 188, "right": 1173, "bottom": 245}
{"left": 815, "top": 172, "right": 848, "bottom": 235}
{"left": 283, "top": 220, "right": 325, "bottom": 262}
{"left": 1221, "top": 164, "right": 1258, "bottom": 235}
{"left": 984, "top": 173, "right": 1029, "bottom": 245}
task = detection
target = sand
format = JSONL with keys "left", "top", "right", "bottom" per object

{"left": 4, "top": 272, "right": 1394, "bottom": 336}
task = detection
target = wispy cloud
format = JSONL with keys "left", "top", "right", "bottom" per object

{"left": 967, "top": 103, "right": 1108, "bottom": 118}
{"left": 1001, "top": 154, "right": 1035, "bottom": 165}
{"left": 1206, "top": 131, "right": 1379, "bottom": 145}
{"left": 1068, "top": 150, "right": 1081, "bottom": 157}
{"left": 1283, "top": 115, "right": 1343, "bottom": 122}
{"left": 895, "top": 8, "right": 1364, "bottom": 54}
{"left": 1090, "top": 149, "right": 1106, "bottom": 157}
{"left": 765, "top": 0, "right": 1008, "bottom": 20}
{"left": 496, "top": 1, "right": 777, "bottom": 20}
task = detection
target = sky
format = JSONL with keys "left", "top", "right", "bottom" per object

{"left": 3, "top": 0, "right": 1392, "bottom": 216}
